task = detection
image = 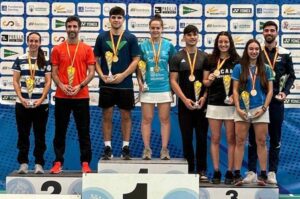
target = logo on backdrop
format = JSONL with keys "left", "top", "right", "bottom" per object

{"left": 230, "top": 4, "right": 254, "bottom": 18}
{"left": 26, "top": 17, "right": 49, "bottom": 30}
{"left": 0, "top": 2, "right": 24, "bottom": 15}
{"left": 128, "top": 4, "right": 151, "bottom": 16}
{"left": 282, "top": 19, "right": 300, "bottom": 32}
{"left": 205, "top": 19, "right": 228, "bottom": 32}
{"left": 26, "top": 2, "right": 50, "bottom": 15}
{"left": 179, "top": 19, "right": 202, "bottom": 32}
{"left": 205, "top": 4, "right": 228, "bottom": 17}
{"left": 102, "top": 3, "right": 126, "bottom": 16}
{"left": 1, "top": 47, "right": 23, "bottom": 60}
{"left": 1, "top": 17, "right": 24, "bottom": 30}
{"left": 232, "top": 34, "right": 253, "bottom": 48}
{"left": 282, "top": 5, "right": 300, "bottom": 17}
{"left": 230, "top": 19, "right": 254, "bottom": 32}
{"left": 128, "top": 18, "right": 150, "bottom": 32}
{"left": 52, "top": 3, "right": 75, "bottom": 15}
{"left": 256, "top": 4, "right": 279, "bottom": 17}
{"left": 77, "top": 3, "right": 101, "bottom": 16}
{"left": 282, "top": 34, "right": 300, "bottom": 48}
{"left": 154, "top": 4, "right": 177, "bottom": 17}
{"left": 179, "top": 4, "right": 202, "bottom": 17}
{"left": 0, "top": 32, "right": 24, "bottom": 45}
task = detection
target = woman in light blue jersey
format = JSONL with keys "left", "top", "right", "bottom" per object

{"left": 231, "top": 39, "right": 274, "bottom": 186}
{"left": 12, "top": 32, "right": 51, "bottom": 174}
{"left": 138, "top": 14, "right": 176, "bottom": 160}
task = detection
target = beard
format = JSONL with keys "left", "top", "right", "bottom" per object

{"left": 264, "top": 35, "right": 276, "bottom": 44}
{"left": 68, "top": 32, "right": 77, "bottom": 39}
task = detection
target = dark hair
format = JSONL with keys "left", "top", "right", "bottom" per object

{"left": 210, "top": 31, "right": 240, "bottom": 63}
{"left": 239, "top": 39, "right": 267, "bottom": 91}
{"left": 65, "top": 16, "right": 81, "bottom": 28}
{"left": 183, "top": 25, "right": 199, "bottom": 35}
{"left": 27, "top": 32, "right": 46, "bottom": 70}
{"left": 109, "top": 6, "right": 125, "bottom": 17}
{"left": 263, "top": 21, "right": 278, "bottom": 31}
{"left": 149, "top": 14, "right": 163, "bottom": 28}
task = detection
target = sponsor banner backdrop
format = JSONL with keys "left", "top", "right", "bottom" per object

{"left": 0, "top": 0, "right": 299, "bottom": 195}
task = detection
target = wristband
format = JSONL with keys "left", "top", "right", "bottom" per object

{"left": 262, "top": 105, "right": 267, "bottom": 112}
{"left": 80, "top": 84, "right": 85, "bottom": 89}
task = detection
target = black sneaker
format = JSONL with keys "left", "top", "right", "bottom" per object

{"left": 102, "top": 146, "right": 113, "bottom": 160}
{"left": 224, "top": 171, "right": 234, "bottom": 185}
{"left": 233, "top": 173, "right": 243, "bottom": 186}
{"left": 199, "top": 171, "right": 209, "bottom": 183}
{"left": 257, "top": 173, "right": 267, "bottom": 186}
{"left": 212, "top": 171, "right": 221, "bottom": 184}
{"left": 121, "top": 146, "right": 131, "bottom": 160}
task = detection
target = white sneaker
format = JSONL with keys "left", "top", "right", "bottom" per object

{"left": 34, "top": 164, "right": 44, "bottom": 174}
{"left": 267, "top": 172, "right": 277, "bottom": 184}
{"left": 18, "top": 163, "right": 28, "bottom": 174}
{"left": 243, "top": 171, "right": 257, "bottom": 184}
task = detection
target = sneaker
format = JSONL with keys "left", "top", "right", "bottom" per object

{"left": 82, "top": 162, "right": 92, "bottom": 173}
{"left": 224, "top": 171, "right": 234, "bottom": 185}
{"left": 211, "top": 170, "right": 221, "bottom": 184}
{"left": 234, "top": 173, "right": 243, "bottom": 186}
{"left": 257, "top": 173, "right": 268, "bottom": 186}
{"left": 50, "top": 161, "right": 62, "bottom": 174}
{"left": 142, "top": 147, "right": 152, "bottom": 160}
{"left": 199, "top": 171, "right": 209, "bottom": 183}
{"left": 243, "top": 171, "right": 257, "bottom": 184}
{"left": 102, "top": 146, "right": 113, "bottom": 160}
{"left": 160, "top": 148, "right": 170, "bottom": 160}
{"left": 267, "top": 172, "right": 277, "bottom": 184}
{"left": 18, "top": 163, "right": 28, "bottom": 174}
{"left": 34, "top": 164, "right": 44, "bottom": 174}
{"left": 121, "top": 146, "right": 131, "bottom": 160}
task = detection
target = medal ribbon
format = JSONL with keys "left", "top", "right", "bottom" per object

{"left": 185, "top": 48, "right": 198, "bottom": 77}
{"left": 249, "top": 66, "right": 257, "bottom": 92}
{"left": 66, "top": 40, "right": 80, "bottom": 67}
{"left": 150, "top": 38, "right": 162, "bottom": 68}
{"left": 216, "top": 57, "right": 228, "bottom": 71}
{"left": 263, "top": 47, "right": 278, "bottom": 72}
{"left": 110, "top": 30, "right": 124, "bottom": 58}
{"left": 27, "top": 52, "right": 37, "bottom": 79}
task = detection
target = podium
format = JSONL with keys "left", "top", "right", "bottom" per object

{"left": 98, "top": 158, "right": 188, "bottom": 174}
{"left": 5, "top": 159, "right": 280, "bottom": 199}
{"left": 6, "top": 172, "right": 82, "bottom": 194}
{"left": 199, "top": 182, "right": 279, "bottom": 199}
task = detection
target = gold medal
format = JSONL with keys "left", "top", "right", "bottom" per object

{"left": 213, "top": 69, "right": 220, "bottom": 77}
{"left": 189, "top": 75, "right": 195, "bottom": 82}
{"left": 151, "top": 38, "right": 162, "bottom": 74}
{"left": 250, "top": 89, "right": 257, "bottom": 96}
{"left": 110, "top": 30, "right": 124, "bottom": 64}
{"left": 185, "top": 48, "right": 198, "bottom": 82}
{"left": 113, "top": 55, "right": 119, "bottom": 62}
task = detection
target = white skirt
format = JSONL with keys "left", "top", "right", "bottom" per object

{"left": 233, "top": 106, "right": 270, "bottom": 123}
{"left": 140, "top": 91, "right": 173, "bottom": 104}
{"left": 206, "top": 105, "right": 235, "bottom": 120}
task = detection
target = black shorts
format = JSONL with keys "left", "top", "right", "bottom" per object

{"left": 99, "top": 87, "right": 135, "bottom": 110}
